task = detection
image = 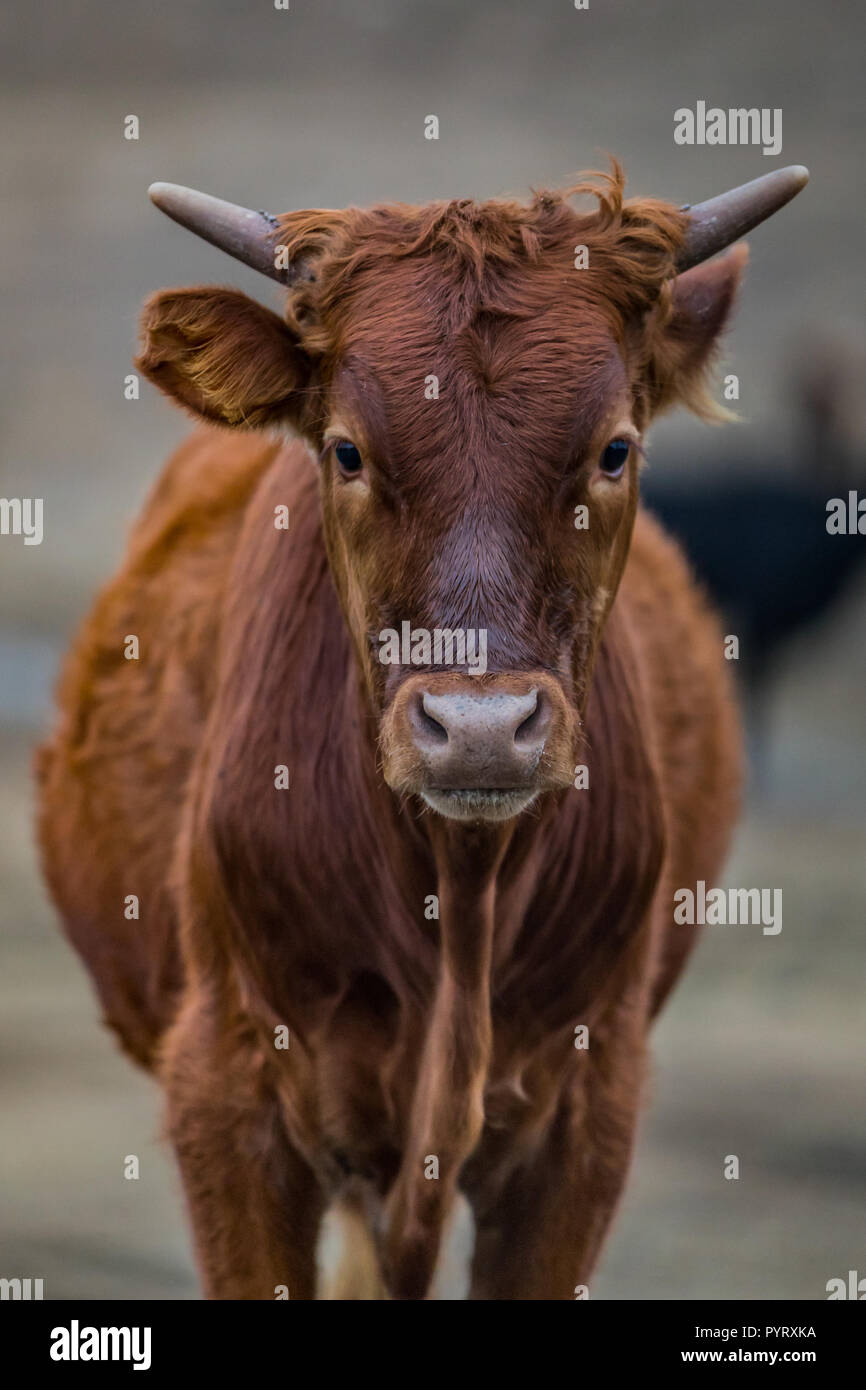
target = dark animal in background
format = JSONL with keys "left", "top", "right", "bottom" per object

{"left": 644, "top": 355, "right": 865, "bottom": 770}
{"left": 36, "top": 163, "right": 807, "bottom": 1299}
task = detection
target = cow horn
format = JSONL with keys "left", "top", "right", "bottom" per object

{"left": 677, "top": 165, "right": 809, "bottom": 270}
{"left": 148, "top": 182, "right": 298, "bottom": 284}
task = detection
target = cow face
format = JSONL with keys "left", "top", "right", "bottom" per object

{"left": 138, "top": 183, "right": 746, "bottom": 823}
{"left": 310, "top": 255, "right": 646, "bottom": 823}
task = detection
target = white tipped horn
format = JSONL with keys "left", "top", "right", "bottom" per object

{"left": 148, "top": 182, "right": 296, "bottom": 284}
{"left": 677, "top": 165, "right": 809, "bottom": 270}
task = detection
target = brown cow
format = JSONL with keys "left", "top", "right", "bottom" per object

{"left": 36, "top": 162, "right": 807, "bottom": 1300}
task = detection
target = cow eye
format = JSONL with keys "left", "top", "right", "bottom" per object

{"left": 599, "top": 439, "right": 630, "bottom": 477}
{"left": 334, "top": 440, "right": 363, "bottom": 477}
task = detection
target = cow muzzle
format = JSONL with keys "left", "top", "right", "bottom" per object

{"left": 380, "top": 671, "right": 575, "bottom": 822}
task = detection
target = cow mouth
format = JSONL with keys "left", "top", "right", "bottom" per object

{"left": 419, "top": 787, "right": 539, "bottom": 822}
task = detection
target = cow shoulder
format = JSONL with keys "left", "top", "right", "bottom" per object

{"left": 621, "top": 505, "right": 742, "bottom": 896}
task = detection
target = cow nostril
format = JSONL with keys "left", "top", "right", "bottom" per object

{"left": 416, "top": 693, "right": 449, "bottom": 745}
{"left": 514, "top": 689, "right": 546, "bottom": 746}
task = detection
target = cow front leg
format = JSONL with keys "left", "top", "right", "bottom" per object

{"left": 162, "top": 999, "right": 323, "bottom": 1300}
{"left": 466, "top": 1043, "right": 646, "bottom": 1300}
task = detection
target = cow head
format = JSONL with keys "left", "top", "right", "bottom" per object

{"left": 137, "top": 164, "right": 806, "bottom": 824}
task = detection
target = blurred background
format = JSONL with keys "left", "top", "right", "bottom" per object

{"left": 1, "top": 0, "right": 863, "bottom": 1299}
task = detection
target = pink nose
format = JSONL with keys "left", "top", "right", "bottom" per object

{"left": 408, "top": 686, "right": 551, "bottom": 788}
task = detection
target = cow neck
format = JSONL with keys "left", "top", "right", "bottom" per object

{"left": 339, "top": 590, "right": 666, "bottom": 1028}
{"left": 382, "top": 818, "right": 511, "bottom": 1298}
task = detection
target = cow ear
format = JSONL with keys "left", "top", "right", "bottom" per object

{"left": 136, "top": 287, "right": 309, "bottom": 429}
{"left": 645, "top": 243, "right": 748, "bottom": 418}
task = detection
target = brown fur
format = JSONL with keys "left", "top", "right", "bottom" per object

{"left": 36, "top": 166, "right": 743, "bottom": 1299}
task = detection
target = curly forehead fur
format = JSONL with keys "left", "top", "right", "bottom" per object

{"left": 272, "top": 163, "right": 720, "bottom": 429}
{"left": 279, "top": 162, "right": 683, "bottom": 306}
